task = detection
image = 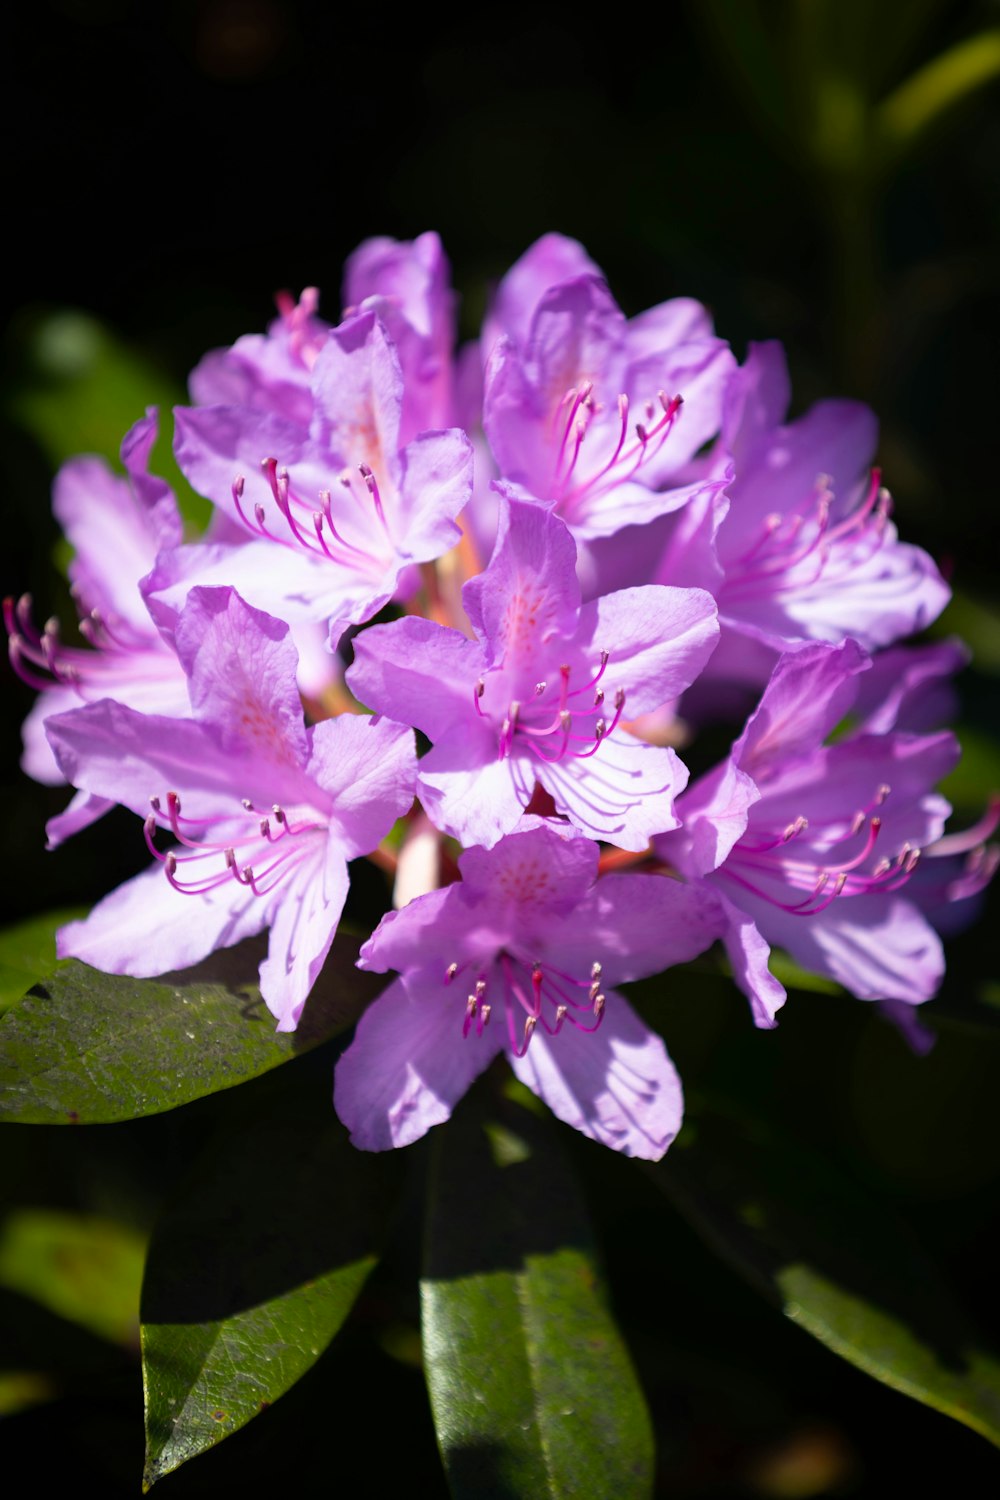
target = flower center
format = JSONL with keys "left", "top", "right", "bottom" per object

{"left": 144, "top": 790, "right": 323, "bottom": 900}
{"left": 722, "top": 781, "right": 921, "bottom": 916}
{"left": 548, "top": 382, "right": 683, "bottom": 520}
{"left": 473, "top": 654, "right": 626, "bottom": 765}
{"left": 444, "top": 954, "right": 607, "bottom": 1055}
{"left": 229, "top": 456, "right": 393, "bottom": 579}
{"left": 4, "top": 593, "right": 171, "bottom": 701}
{"left": 722, "top": 468, "right": 891, "bottom": 602}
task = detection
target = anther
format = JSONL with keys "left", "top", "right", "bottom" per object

{"left": 614, "top": 687, "right": 626, "bottom": 710}
{"left": 233, "top": 476, "right": 245, "bottom": 499}
{"left": 480, "top": 1004, "right": 491, "bottom": 1026}
{"left": 475, "top": 678, "right": 485, "bottom": 699}
{"left": 535, "top": 681, "right": 547, "bottom": 695}
{"left": 241, "top": 798, "right": 254, "bottom": 811}
{"left": 474, "top": 979, "right": 487, "bottom": 1000}
{"left": 165, "top": 853, "right": 177, "bottom": 876}
{"left": 149, "top": 796, "right": 161, "bottom": 812}
{"left": 591, "top": 961, "right": 602, "bottom": 980}
{"left": 593, "top": 993, "right": 606, "bottom": 1017}
{"left": 254, "top": 503, "right": 266, "bottom": 526}
{"left": 445, "top": 962, "right": 458, "bottom": 982}
{"left": 260, "top": 818, "right": 270, "bottom": 838}
{"left": 876, "top": 784, "right": 891, "bottom": 804}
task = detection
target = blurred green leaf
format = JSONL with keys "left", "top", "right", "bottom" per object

{"left": 877, "top": 30, "right": 1000, "bottom": 170}
{"left": 0, "top": 1369, "right": 58, "bottom": 1416}
{"left": 0, "top": 1209, "right": 145, "bottom": 1347}
{"left": 0, "top": 908, "right": 85, "bottom": 1015}
{"left": 422, "top": 1093, "right": 654, "bottom": 1498}
{"left": 0, "top": 931, "right": 382, "bottom": 1124}
{"left": 934, "top": 590, "right": 1000, "bottom": 676}
{"left": 940, "top": 726, "right": 1000, "bottom": 814}
{"left": 650, "top": 1110, "right": 1000, "bottom": 1448}
{"left": 9, "top": 309, "right": 210, "bottom": 533}
{"left": 141, "top": 1080, "right": 398, "bottom": 1487}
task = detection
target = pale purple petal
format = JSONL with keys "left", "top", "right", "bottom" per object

{"left": 333, "top": 974, "right": 502, "bottom": 1150}
{"left": 347, "top": 617, "right": 487, "bottom": 740}
{"left": 573, "top": 584, "right": 719, "bottom": 717}
{"left": 259, "top": 843, "right": 349, "bottom": 1031}
{"left": 45, "top": 700, "right": 303, "bottom": 823}
{"left": 393, "top": 429, "right": 472, "bottom": 560}
{"left": 509, "top": 990, "right": 684, "bottom": 1159}
{"left": 308, "top": 714, "right": 416, "bottom": 858}
{"left": 735, "top": 640, "right": 871, "bottom": 776}
{"left": 533, "top": 730, "right": 688, "bottom": 850}
{"left": 308, "top": 310, "right": 403, "bottom": 466}
{"left": 626, "top": 298, "right": 716, "bottom": 355}
{"left": 173, "top": 404, "right": 313, "bottom": 524}
{"left": 663, "top": 757, "right": 761, "bottom": 876}
{"left": 458, "top": 818, "right": 599, "bottom": 911}
{"left": 769, "top": 893, "right": 945, "bottom": 1005}
{"left": 483, "top": 233, "right": 604, "bottom": 355}
{"left": 52, "top": 453, "right": 164, "bottom": 634}
{"left": 716, "top": 892, "right": 787, "bottom": 1028}
{"left": 463, "top": 494, "right": 580, "bottom": 665}
{"left": 120, "top": 409, "right": 182, "bottom": 549}
{"left": 57, "top": 860, "right": 266, "bottom": 976}
{"left": 45, "top": 790, "right": 116, "bottom": 850}
{"left": 537, "top": 872, "right": 726, "bottom": 987}
{"left": 173, "top": 587, "right": 310, "bottom": 765}
{"left": 418, "top": 727, "right": 531, "bottom": 849}
{"left": 721, "top": 341, "right": 792, "bottom": 454}
{"left": 851, "top": 638, "right": 968, "bottom": 735}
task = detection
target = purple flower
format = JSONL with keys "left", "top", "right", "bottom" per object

{"left": 189, "top": 286, "right": 330, "bottom": 426}
{"left": 348, "top": 495, "right": 719, "bottom": 850}
{"left": 333, "top": 819, "right": 725, "bottom": 1156}
{"left": 343, "top": 231, "right": 457, "bottom": 441}
{"left": 47, "top": 587, "right": 416, "bottom": 1030}
{"left": 154, "top": 308, "right": 473, "bottom": 642}
{"left": 6, "top": 411, "right": 191, "bottom": 845}
{"left": 710, "top": 342, "right": 950, "bottom": 659}
{"left": 482, "top": 265, "right": 734, "bottom": 540}
{"left": 658, "top": 640, "right": 960, "bottom": 1025}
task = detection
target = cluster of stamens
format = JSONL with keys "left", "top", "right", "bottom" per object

{"left": 725, "top": 468, "right": 891, "bottom": 601}
{"left": 144, "top": 790, "right": 320, "bottom": 899}
{"left": 5, "top": 592, "right": 155, "bottom": 698}
{"left": 549, "top": 383, "right": 683, "bottom": 518}
{"left": 445, "top": 954, "right": 606, "bottom": 1055}
{"left": 474, "top": 652, "right": 625, "bottom": 764}
{"left": 726, "top": 782, "right": 923, "bottom": 915}
{"left": 274, "top": 287, "right": 325, "bottom": 370}
{"left": 229, "top": 455, "right": 392, "bottom": 573}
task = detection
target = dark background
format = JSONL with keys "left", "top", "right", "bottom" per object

{"left": 2, "top": 3, "right": 999, "bottom": 1495}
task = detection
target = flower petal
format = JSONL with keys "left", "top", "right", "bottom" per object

{"left": 333, "top": 974, "right": 502, "bottom": 1150}
{"left": 509, "top": 989, "right": 684, "bottom": 1159}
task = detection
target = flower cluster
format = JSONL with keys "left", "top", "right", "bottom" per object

{"left": 9, "top": 233, "right": 995, "bottom": 1158}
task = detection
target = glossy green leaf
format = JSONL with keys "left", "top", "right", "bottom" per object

{"left": 0, "top": 931, "right": 382, "bottom": 1124}
{"left": 422, "top": 1093, "right": 654, "bottom": 1499}
{"left": 0, "top": 1209, "right": 145, "bottom": 1347}
{"left": 650, "top": 1110, "right": 1000, "bottom": 1449}
{"left": 0, "top": 908, "right": 85, "bottom": 1015}
{"left": 141, "top": 1078, "right": 399, "bottom": 1487}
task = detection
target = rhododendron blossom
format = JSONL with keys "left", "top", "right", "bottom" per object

{"left": 6, "top": 230, "right": 991, "bottom": 1163}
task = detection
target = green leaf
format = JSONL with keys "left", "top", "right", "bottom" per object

{"left": 649, "top": 1109, "right": 1000, "bottom": 1449}
{"left": 877, "top": 30, "right": 1000, "bottom": 170}
{"left": 0, "top": 1209, "right": 145, "bottom": 1347}
{"left": 0, "top": 931, "right": 382, "bottom": 1124}
{"left": 422, "top": 1092, "right": 654, "bottom": 1499}
{"left": 140, "top": 1078, "right": 399, "bottom": 1487}
{"left": 0, "top": 908, "right": 85, "bottom": 1015}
